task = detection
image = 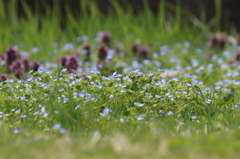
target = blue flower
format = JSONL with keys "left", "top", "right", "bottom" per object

{"left": 179, "top": 121, "right": 185, "bottom": 125}
{"left": 119, "top": 118, "right": 125, "bottom": 123}
{"left": 167, "top": 111, "right": 174, "bottom": 115}
{"left": 191, "top": 115, "right": 197, "bottom": 119}
{"left": 20, "top": 114, "right": 26, "bottom": 118}
{"left": 13, "top": 129, "right": 20, "bottom": 133}
{"left": 109, "top": 95, "right": 114, "bottom": 99}
{"left": 119, "top": 89, "right": 125, "bottom": 93}
{"left": 100, "top": 107, "right": 111, "bottom": 116}
{"left": 205, "top": 99, "right": 212, "bottom": 104}
{"left": 159, "top": 110, "right": 163, "bottom": 116}
{"left": 136, "top": 116, "right": 144, "bottom": 120}
{"left": 134, "top": 102, "right": 145, "bottom": 107}
{"left": 53, "top": 123, "right": 61, "bottom": 129}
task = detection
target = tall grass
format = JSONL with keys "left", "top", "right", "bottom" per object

{"left": 0, "top": 0, "right": 214, "bottom": 60}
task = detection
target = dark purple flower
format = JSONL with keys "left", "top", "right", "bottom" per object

{"left": 97, "top": 44, "right": 108, "bottom": 61}
{"left": 236, "top": 52, "right": 240, "bottom": 62}
{"left": 30, "top": 61, "right": 41, "bottom": 72}
{"left": 22, "top": 58, "right": 30, "bottom": 72}
{"left": 5, "top": 46, "right": 20, "bottom": 66}
{"left": 208, "top": 34, "right": 227, "bottom": 49}
{"left": 9, "top": 60, "right": 25, "bottom": 72}
{"left": 59, "top": 56, "right": 68, "bottom": 67}
{"left": 0, "top": 74, "right": 8, "bottom": 82}
{"left": 14, "top": 68, "right": 23, "bottom": 79}
{"left": 98, "top": 31, "right": 112, "bottom": 44}
{"left": 82, "top": 43, "right": 91, "bottom": 61}
{"left": 132, "top": 43, "right": 140, "bottom": 55}
{"left": 138, "top": 46, "right": 149, "bottom": 59}
{"left": 66, "top": 56, "right": 78, "bottom": 70}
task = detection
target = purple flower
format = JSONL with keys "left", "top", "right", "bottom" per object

{"left": 132, "top": 43, "right": 140, "bottom": 55}
{"left": 0, "top": 74, "right": 8, "bottom": 82}
{"left": 208, "top": 34, "right": 227, "bottom": 49}
{"left": 97, "top": 44, "right": 108, "bottom": 61}
{"left": 5, "top": 46, "right": 20, "bottom": 66}
{"left": 236, "top": 52, "right": 240, "bottom": 62}
{"left": 137, "top": 46, "right": 149, "bottom": 59}
{"left": 97, "top": 31, "right": 112, "bottom": 44}
{"left": 30, "top": 61, "right": 41, "bottom": 72}
{"left": 81, "top": 43, "right": 91, "bottom": 61}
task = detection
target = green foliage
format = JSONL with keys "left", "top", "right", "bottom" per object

{"left": 0, "top": 0, "right": 239, "bottom": 158}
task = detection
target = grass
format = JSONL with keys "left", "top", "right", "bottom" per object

{"left": 0, "top": 0, "right": 240, "bottom": 158}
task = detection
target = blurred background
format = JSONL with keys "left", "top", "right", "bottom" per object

{"left": 3, "top": 0, "right": 240, "bottom": 30}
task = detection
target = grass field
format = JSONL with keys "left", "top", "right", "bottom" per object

{"left": 1, "top": 0, "right": 240, "bottom": 158}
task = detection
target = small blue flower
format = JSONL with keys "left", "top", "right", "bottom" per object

{"left": 179, "top": 121, "right": 185, "bottom": 125}
{"left": 167, "top": 111, "right": 174, "bottom": 115}
{"left": 42, "top": 112, "right": 48, "bottom": 117}
{"left": 53, "top": 123, "right": 61, "bottom": 129}
{"left": 119, "top": 89, "right": 125, "bottom": 93}
{"left": 165, "top": 92, "right": 171, "bottom": 96}
{"left": 20, "top": 114, "right": 26, "bottom": 118}
{"left": 96, "top": 84, "right": 103, "bottom": 88}
{"left": 119, "top": 118, "right": 125, "bottom": 123}
{"left": 13, "top": 129, "right": 20, "bottom": 133}
{"left": 136, "top": 116, "right": 144, "bottom": 120}
{"left": 44, "top": 70, "right": 51, "bottom": 74}
{"left": 79, "top": 93, "right": 85, "bottom": 97}
{"left": 42, "top": 84, "right": 50, "bottom": 89}
{"left": 100, "top": 107, "right": 111, "bottom": 116}
{"left": 148, "top": 72, "right": 154, "bottom": 76}
{"left": 60, "top": 128, "right": 66, "bottom": 134}
{"left": 172, "top": 77, "right": 179, "bottom": 81}
{"left": 59, "top": 88, "right": 65, "bottom": 91}
{"left": 182, "top": 91, "right": 187, "bottom": 94}
{"left": 109, "top": 95, "right": 114, "bottom": 99}
{"left": 142, "top": 86, "right": 147, "bottom": 89}
{"left": 159, "top": 110, "right": 163, "bottom": 116}
{"left": 134, "top": 102, "right": 145, "bottom": 107}
{"left": 52, "top": 78, "right": 57, "bottom": 81}
{"left": 205, "top": 99, "right": 212, "bottom": 104}
{"left": 191, "top": 115, "right": 197, "bottom": 119}
{"left": 63, "top": 42, "right": 73, "bottom": 50}
{"left": 157, "top": 68, "right": 164, "bottom": 72}
{"left": 186, "top": 83, "right": 192, "bottom": 86}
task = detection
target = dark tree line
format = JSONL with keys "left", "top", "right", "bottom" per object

{"left": 4, "top": 0, "right": 240, "bottom": 30}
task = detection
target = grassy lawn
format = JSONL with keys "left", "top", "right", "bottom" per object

{"left": 0, "top": 0, "right": 240, "bottom": 158}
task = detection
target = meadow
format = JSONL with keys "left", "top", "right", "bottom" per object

{"left": 1, "top": 0, "right": 240, "bottom": 158}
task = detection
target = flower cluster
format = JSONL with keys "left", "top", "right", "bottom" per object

{"left": 0, "top": 46, "right": 40, "bottom": 79}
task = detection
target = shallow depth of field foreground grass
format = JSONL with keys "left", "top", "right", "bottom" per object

{"left": 1, "top": 0, "right": 240, "bottom": 158}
